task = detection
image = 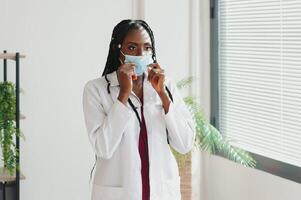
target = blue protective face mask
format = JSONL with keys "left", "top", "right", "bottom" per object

{"left": 120, "top": 50, "right": 153, "bottom": 76}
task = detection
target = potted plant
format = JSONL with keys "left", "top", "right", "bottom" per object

{"left": 0, "top": 81, "right": 25, "bottom": 200}
{"left": 170, "top": 77, "right": 256, "bottom": 198}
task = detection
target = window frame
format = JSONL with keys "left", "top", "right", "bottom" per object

{"left": 209, "top": 0, "right": 301, "bottom": 184}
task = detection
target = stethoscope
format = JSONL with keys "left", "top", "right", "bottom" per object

{"left": 89, "top": 71, "right": 174, "bottom": 183}
{"left": 104, "top": 71, "right": 174, "bottom": 128}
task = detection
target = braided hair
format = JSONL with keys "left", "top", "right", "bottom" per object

{"left": 102, "top": 19, "right": 157, "bottom": 77}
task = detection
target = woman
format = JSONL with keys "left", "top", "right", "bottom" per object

{"left": 82, "top": 19, "right": 195, "bottom": 200}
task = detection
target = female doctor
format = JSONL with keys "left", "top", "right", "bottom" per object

{"left": 82, "top": 19, "right": 196, "bottom": 200}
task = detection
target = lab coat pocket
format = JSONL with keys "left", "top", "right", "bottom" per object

{"left": 92, "top": 184, "right": 125, "bottom": 200}
{"left": 161, "top": 176, "right": 181, "bottom": 199}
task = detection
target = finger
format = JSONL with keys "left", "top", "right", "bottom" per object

{"left": 157, "top": 68, "right": 165, "bottom": 75}
{"left": 128, "top": 68, "right": 136, "bottom": 79}
{"left": 153, "top": 68, "right": 164, "bottom": 74}
{"left": 120, "top": 63, "right": 135, "bottom": 71}
{"left": 152, "top": 70, "right": 165, "bottom": 83}
{"left": 125, "top": 63, "right": 136, "bottom": 71}
{"left": 147, "top": 64, "right": 159, "bottom": 75}
{"left": 148, "top": 64, "right": 164, "bottom": 75}
{"left": 121, "top": 64, "right": 135, "bottom": 74}
{"left": 148, "top": 68, "right": 156, "bottom": 82}
{"left": 150, "top": 73, "right": 161, "bottom": 83}
{"left": 147, "top": 66, "right": 152, "bottom": 73}
{"left": 148, "top": 63, "right": 161, "bottom": 69}
{"left": 148, "top": 65, "right": 163, "bottom": 81}
{"left": 158, "top": 73, "right": 165, "bottom": 84}
{"left": 150, "top": 69, "right": 164, "bottom": 77}
{"left": 126, "top": 64, "right": 135, "bottom": 72}
{"left": 150, "top": 69, "right": 164, "bottom": 82}
{"left": 120, "top": 67, "right": 135, "bottom": 81}
{"left": 132, "top": 74, "right": 138, "bottom": 80}
{"left": 120, "top": 62, "right": 135, "bottom": 67}
{"left": 119, "top": 64, "right": 134, "bottom": 76}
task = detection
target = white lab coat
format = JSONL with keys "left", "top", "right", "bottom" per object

{"left": 82, "top": 70, "right": 196, "bottom": 200}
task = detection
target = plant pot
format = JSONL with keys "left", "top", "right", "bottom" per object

{"left": 0, "top": 167, "right": 25, "bottom": 200}
{"left": 179, "top": 153, "right": 191, "bottom": 200}
{"left": 0, "top": 181, "right": 17, "bottom": 200}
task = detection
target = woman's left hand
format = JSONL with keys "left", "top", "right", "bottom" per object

{"left": 147, "top": 63, "right": 165, "bottom": 95}
{"left": 147, "top": 63, "right": 171, "bottom": 114}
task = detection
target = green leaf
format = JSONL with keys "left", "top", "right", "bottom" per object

{"left": 0, "top": 81, "right": 25, "bottom": 175}
{"left": 171, "top": 78, "right": 256, "bottom": 169}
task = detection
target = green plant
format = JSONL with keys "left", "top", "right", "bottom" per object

{"left": 171, "top": 77, "right": 256, "bottom": 170}
{"left": 0, "top": 81, "right": 22, "bottom": 175}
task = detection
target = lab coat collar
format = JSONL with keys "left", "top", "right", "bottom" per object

{"left": 106, "top": 70, "right": 119, "bottom": 87}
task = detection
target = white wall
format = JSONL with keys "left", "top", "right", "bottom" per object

{"left": 144, "top": 0, "right": 190, "bottom": 84}
{"left": 203, "top": 154, "right": 301, "bottom": 200}
{"left": 1, "top": 0, "right": 133, "bottom": 199}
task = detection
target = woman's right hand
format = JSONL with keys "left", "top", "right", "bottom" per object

{"left": 117, "top": 63, "right": 136, "bottom": 104}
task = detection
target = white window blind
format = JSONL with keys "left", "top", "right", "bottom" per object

{"left": 218, "top": 0, "right": 301, "bottom": 167}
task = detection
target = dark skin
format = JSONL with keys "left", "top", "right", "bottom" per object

{"left": 116, "top": 27, "right": 171, "bottom": 114}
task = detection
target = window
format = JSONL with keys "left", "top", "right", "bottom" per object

{"left": 211, "top": 0, "right": 301, "bottom": 183}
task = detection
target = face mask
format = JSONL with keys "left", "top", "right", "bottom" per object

{"left": 120, "top": 50, "right": 153, "bottom": 76}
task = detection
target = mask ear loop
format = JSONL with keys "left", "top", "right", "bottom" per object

{"left": 118, "top": 58, "right": 124, "bottom": 65}
{"left": 118, "top": 44, "right": 125, "bottom": 64}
